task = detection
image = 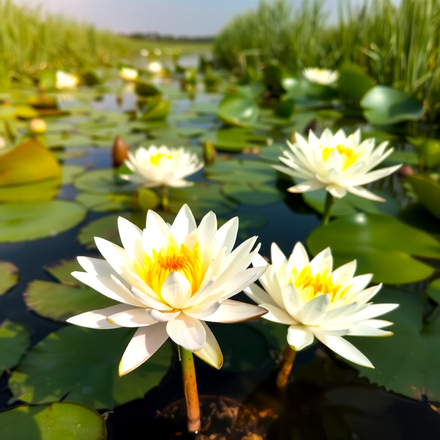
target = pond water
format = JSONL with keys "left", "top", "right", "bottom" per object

{"left": 1, "top": 70, "right": 440, "bottom": 439}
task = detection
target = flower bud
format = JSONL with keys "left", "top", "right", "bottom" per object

{"left": 29, "top": 118, "right": 47, "bottom": 134}
{"left": 112, "top": 136, "right": 129, "bottom": 168}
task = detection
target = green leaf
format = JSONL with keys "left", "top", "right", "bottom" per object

{"left": 408, "top": 174, "right": 440, "bottom": 220}
{"left": 0, "top": 402, "right": 107, "bottom": 440}
{"left": 39, "top": 70, "right": 57, "bottom": 91}
{"left": 426, "top": 279, "right": 440, "bottom": 304}
{"left": 0, "top": 200, "right": 86, "bottom": 242}
{"left": 274, "top": 98, "right": 295, "bottom": 119}
{"left": 346, "top": 286, "right": 440, "bottom": 402}
{"left": 62, "top": 165, "right": 86, "bottom": 184}
{"left": 9, "top": 326, "right": 173, "bottom": 409}
{"left": 361, "top": 86, "right": 424, "bottom": 125}
{"left": 307, "top": 213, "right": 440, "bottom": 284}
{"left": 223, "top": 182, "right": 284, "bottom": 205}
{"left": 217, "top": 94, "right": 259, "bottom": 127}
{"left": 282, "top": 78, "right": 337, "bottom": 104}
{"left": 76, "top": 193, "right": 134, "bottom": 212}
{"left": 0, "top": 321, "right": 31, "bottom": 373}
{"left": 407, "top": 137, "right": 440, "bottom": 168}
{"left": 337, "top": 63, "right": 374, "bottom": 103}
{"left": 206, "top": 159, "right": 277, "bottom": 183}
{"left": 0, "top": 261, "right": 19, "bottom": 295}
{"left": 134, "top": 80, "right": 161, "bottom": 97}
{"left": 25, "top": 259, "right": 116, "bottom": 322}
{"left": 140, "top": 97, "right": 170, "bottom": 121}
{"left": 74, "top": 169, "right": 138, "bottom": 194}
{"left": 200, "top": 128, "right": 270, "bottom": 152}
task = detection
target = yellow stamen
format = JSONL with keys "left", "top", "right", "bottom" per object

{"left": 134, "top": 243, "right": 203, "bottom": 298}
{"left": 149, "top": 152, "right": 172, "bottom": 166}
{"left": 321, "top": 144, "right": 358, "bottom": 169}
{"left": 289, "top": 266, "right": 342, "bottom": 303}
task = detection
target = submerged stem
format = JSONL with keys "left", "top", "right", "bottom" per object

{"left": 162, "top": 185, "right": 169, "bottom": 212}
{"left": 276, "top": 345, "right": 297, "bottom": 389}
{"left": 322, "top": 191, "right": 334, "bottom": 225}
{"left": 180, "top": 347, "right": 201, "bottom": 433}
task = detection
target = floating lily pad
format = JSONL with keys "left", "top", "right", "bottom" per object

{"left": 384, "top": 150, "right": 419, "bottom": 166}
{"left": 223, "top": 182, "right": 284, "bottom": 206}
{"left": 408, "top": 174, "right": 440, "bottom": 220}
{"left": 206, "top": 159, "right": 277, "bottom": 183}
{"left": 408, "top": 137, "right": 440, "bottom": 169}
{"left": 0, "top": 321, "right": 31, "bottom": 373}
{"left": 282, "top": 78, "right": 337, "bottom": 104}
{"left": 302, "top": 189, "right": 400, "bottom": 217}
{"left": 217, "top": 93, "right": 259, "bottom": 127}
{"left": 347, "top": 286, "right": 440, "bottom": 402}
{"left": 140, "top": 97, "right": 170, "bottom": 121}
{"left": 9, "top": 325, "right": 173, "bottom": 409}
{"left": 62, "top": 165, "right": 86, "bottom": 184}
{"left": 0, "top": 200, "right": 87, "bottom": 242}
{"left": 0, "top": 402, "right": 107, "bottom": 440}
{"left": 337, "top": 63, "right": 374, "bottom": 103}
{"left": 0, "top": 177, "right": 61, "bottom": 202}
{"left": 134, "top": 80, "right": 161, "bottom": 97}
{"left": 200, "top": 128, "right": 269, "bottom": 152}
{"left": 361, "top": 85, "right": 424, "bottom": 125}
{"left": 0, "top": 261, "right": 19, "bottom": 295}
{"left": 74, "top": 169, "right": 138, "bottom": 194}
{"left": 76, "top": 193, "right": 134, "bottom": 212}
{"left": 43, "top": 133, "right": 92, "bottom": 148}
{"left": 426, "top": 279, "right": 440, "bottom": 304}
{"left": 307, "top": 213, "right": 440, "bottom": 284}
{"left": 25, "top": 259, "right": 116, "bottom": 322}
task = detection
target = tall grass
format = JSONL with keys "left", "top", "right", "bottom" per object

{"left": 0, "top": 0, "right": 142, "bottom": 87}
{"left": 214, "top": 0, "right": 440, "bottom": 120}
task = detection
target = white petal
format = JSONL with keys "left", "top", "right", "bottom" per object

{"left": 271, "top": 242, "right": 287, "bottom": 271}
{"left": 94, "top": 238, "right": 136, "bottom": 279}
{"left": 287, "top": 325, "right": 314, "bottom": 350}
{"left": 146, "top": 309, "right": 181, "bottom": 322}
{"left": 287, "top": 180, "right": 323, "bottom": 193}
{"left": 331, "top": 260, "right": 357, "bottom": 286}
{"left": 215, "top": 217, "right": 238, "bottom": 256}
{"left": 119, "top": 323, "right": 169, "bottom": 375}
{"left": 244, "top": 283, "right": 274, "bottom": 306}
{"left": 260, "top": 303, "right": 297, "bottom": 325}
{"left": 346, "top": 303, "right": 399, "bottom": 323}
{"left": 347, "top": 324, "right": 393, "bottom": 337}
{"left": 130, "top": 286, "right": 173, "bottom": 311}
{"left": 183, "top": 300, "right": 221, "bottom": 319}
{"left": 67, "top": 304, "right": 131, "bottom": 329}
{"left": 143, "top": 210, "right": 171, "bottom": 255}
{"left": 326, "top": 185, "right": 347, "bottom": 199}
{"left": 171, "top": 204, "right": 197, "bottom": 244}
{"left": 314, "top": 334, "right": 374, "bottom": 368}
{"left": 347, "top": 186, "right": 385, "bottom": 202}
{"left": 193, "top": 322, "right": 223, "bottom": 369}
{"left": 166, "top": 314, "right": 206, "bottom": 351}
{"left": 281, "top": 284, "right": 303, "bottom": 317}
{"left": 161, "top": 272, "right": 192, "bottom": 309}
{"left": 298, "top": 294, "right": 330, "bottom": 325}
{"left": 118, "top": 216, "right": 144, "bottom": 263}
{"left": 204, "top": 299, "right": 267, "bottom": 323}
{"left": 108, "top": 307, "right": 158, "bottom": 327}
{"left": 287, "top": 242, "right": 309, "bottom": 274}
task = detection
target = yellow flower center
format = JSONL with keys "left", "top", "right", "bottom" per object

{"left": 289, "top": 266, "right": 342, "bottom": 303}
{"left": 149, "top": 152, "right": 172, "bottom": 166}
{"left": 135, "top": 242, "right": 203, "bottom": 297}
{"left": 321, "top": 144, "right": 358, "bottom": 169}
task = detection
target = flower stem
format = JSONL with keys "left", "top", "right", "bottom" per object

{"left": 276, "top": 345, "right": 297, "bottom": 389}
{"left": 179, "top": 347, "right": 201, "bottom": 433}
{"left": 161, "top": 185, "right": 169, "bottom": 212}
{"left": 322, "top": 192, "right": 334, "bottom": 225}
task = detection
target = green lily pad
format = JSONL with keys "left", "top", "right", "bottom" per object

{"left": 408, "top": 174, "right": 440, "bottom": 220}
{"left": 134, "top": 80, "right": 161, "bottom": 97}
{"left": 9, "top": 326, "right": 173, "bottom": 409}
{"left": 0, "top": 200, "right": 87, "bottom": 242}
{"left": 190, "top": 101, "right": 220, "bottom": 114}
{"left": 361, "top": 85, "right": 424, "bottom": 125}
{"left": 0, "top": 321, "right": 31, "bottom": 373}
{"left": 206, "top": 159, "right": 277, "bottom": 184}
{"left": 76, "top": 193, "right": 134, "bottom": 212}
{"left": 0, "top": 402, "right": 107, "bottom": 440}
{"left": 0, "top": 261, "right": 19, "bottom": 295}
{"left": 275, "top": 98, "right": 295, "bottom": 119}
{"left": 337, "top": 63, "right": 374, "bottom": 103}
{"left": 258, "top": 144, "right": 285, "bottom": 163}
{"left": 384, "top": 150, "right": 419, "bottom": 166}
{"left": 43, "top": 134, "right": 92, "bottom": 148}
{"left": 200, "top": 128, "right": 270, "bottom": 152}
{"left": 282, "top": 78, "right": 337, "bottom": 104}
{"left": 140, "top": 97, "right": 170, "bottom": 121}
{"left": 407, "top": 137, "right": 440, "bottom": 169}
{"left": 307, "top": 213, "right": 440, "bottom": 284}
{"left": 217, "top": 93, "right": 259, "bottom": 127}
{"left": 223, "top": 182, "right": 284, "bottom": 206}
{"left": 347, "top": 286, "right": 440, "bottom": 402}
{"left": 426, "top": 279, "right": 440, "bottom": 304}
{"left": 62, "top": 165, "right": 86, "bottom": 184}
{"left": 302, "top": 189, "right": 400, "bottom": 217}
{"left": 74, "top": 169, "right": 138, "bottom": 194}
{"left": 25, "top": 259, "right": 116, "bottom": 322}
{"left": 0, "top": 177, "right": 61, "bottom": 202}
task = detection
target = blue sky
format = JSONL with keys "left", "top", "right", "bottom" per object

{"left": 13, "top": 0, "right": 386, "bottom": 36}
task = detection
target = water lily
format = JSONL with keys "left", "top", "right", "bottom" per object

{"left": 121, "top": 145, "right": 204, "bottom": 189}
{"left": 147, "top": 61, "right": 162, "bottom": 74}
{"left": 56, "top": 70, "right": 79, "bottom": 89}
{"left": 120, "top": 67, "right": 138, "bottom": 81}
{"left": 245, "top": 242, "right": 398, "bottom": 386}
{"left": 302, "top": 68, "right": 339, "bottom": 85}
{"left": 67, "top": 205, "right": 267, "bottom": 431}
{"left": 274, "top": 128, "right": 401, "bottom": 222}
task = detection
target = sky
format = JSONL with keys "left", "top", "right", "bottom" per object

{"left": 12, "top": 0, "right": 386, "bottom": 36}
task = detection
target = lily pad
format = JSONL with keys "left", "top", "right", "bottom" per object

{"left": 426, "top": 279, "right": 440, "bottom": 304}
{"left": 0, "top": 402, "right": 107, "bottom": 440}
{"left": 282, "top": 78, "right": 337, "bottom": 104}
{"left": 76, "top": 193, "right": 134, "bottom": 212}
{"left": 307, "top": 213, "right": 440, "bottom": 284}
{"left": 0, "top": 321, "right": 31, "bottom": 373}
{"left": 200, "top": 128, "right": 270, "bottom": 152}
{"left": 62, "top": 165, "right": 86, "bottom": 184}
{"left": 0, "top": 177, "right": 61, "bottom": 202}
{"left": 25, "top": 259, "right": 116, "bottom": 322}
{"left": 361, "top": 85, "right": 424, "bottom": 125}
{"left": 0, "top": 261, "right": 19, "bottom": 295}
{"left": 217, "top": 93, "right": 259, "bottom": 127}
{"left": 206, "top": 159, "right": 277, "bottom": 184}
{"left": 408, "top": 174, "right": 440, "bottom": 220}
{"left": 337, "top": 63, "right": 374, "bottom": 103}
{"left": 0, "top": 200, "right": 87, "bottom": 242}
{"left": 347, "top": 286, "right": 440, "bottom": 402}
{"left": 223, "top": 182, "right": 284, "bottom": 206}
{"left": 74, "top": 169, "right": 138, "bottom": 194}
{"left": 9, "top": 326, "right": 173, "bottom": 409}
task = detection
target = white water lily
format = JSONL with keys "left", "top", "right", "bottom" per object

{"left": 302, "top": 68, "right": 339, "bottom": 85}
{"left": 121, "top": 145, "right": 204, "bottom": 188}
{"left": 245, "top": 242, "right": 398, "bottom": 368}
{"left": 56, "top": 70, "right": 79, "bottom": 89}
{"left": 120, "top": 67, "right": 138, "bottom": 81}
{"left": 273, "top": 128, "right": 401, "bottom": 201}
{"left": 67, "top": 205, "right": 267, "bottom": 375}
